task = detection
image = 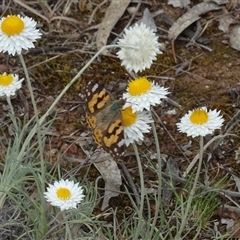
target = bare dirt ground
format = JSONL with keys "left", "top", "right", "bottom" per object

{"left": 1, "top": 0, "right": 240, "bottom": 238}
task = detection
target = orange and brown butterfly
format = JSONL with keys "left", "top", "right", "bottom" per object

{"left": 83, "top": 81, "right": 125, "bottom": 158}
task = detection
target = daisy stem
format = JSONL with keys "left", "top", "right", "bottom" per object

{"left": 151, "top": 120, "right": 162, "bottom": 184}
{"left": 37, "top": 44, "right": 118, "bottom": 125}
{"left": 19, "top": 54, "right": 45, "bottom": 183}
{"left": 19, "top": 54, "right": 47, "bottom": 232}
{"left": 6, "top": 96, "right": 18, "bottom": 131}
{"left": 17, "top": 45, "right": 119, "bottom": 153}
{"left": 132, "top": 142, "right": 144, "bottom": 218}
{"left": 175, "top": 136, "right": 204, "bottom": 239}
{"left": 150, "top": 120, "right": 164, "bottom": 229}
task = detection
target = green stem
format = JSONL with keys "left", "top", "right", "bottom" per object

{"left": 19, "top": 45, "right": 118, "bottom": 159}
{"left": 38, "top": 44, "right": 118, "bottom": 124}
{"left": 0, "top": 192, "right": 7, "bottom": 209}
{"left": 149, "top": 120, "right": 163, "bottom": 237}
{"left": 151, "top": 120, "right": 162, "bottom": 191}
{"left": 132, "top": 142, "right": 145, "bottom": 238}
{"left": 175, "top": 136, "right": 204, "bottom": 239}
{"left": 19, "top": 53, "right": 47, "bottom": 234}
{"left": 6, "top": 96, "right": 18, "bottom": 131}
{"left": 16, "top": 45, "right": 118, "bottom": 160}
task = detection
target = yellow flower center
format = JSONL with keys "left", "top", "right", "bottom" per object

{"left": 128, "top": 77, "right": 152, "bottom": 96}
{"left": 190, "top": 109, "right": 209, "bottom": 124}
{"left": 1, "top": 16, "right": 24, "bottom": 36}
{"left": 121, "top": 107, "right": 137, "bottom": 127}
{"left": 0, "top": 74, "right": 13, "bottom": 86}
{"left": 56, "top": 187, "right": 71, "bottom": 200}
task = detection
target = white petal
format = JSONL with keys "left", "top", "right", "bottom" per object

{"left": 44, "top": 179, "right": 85, "bottom": 211}
{"left": 177, "top": 107, "right": 224, "bottom": 138}
{"left": 123, "top": 82, "right": 169, "bottom": 112}
{"left": 123, "top": 110, "right": 153, "bottom": 146}
{"left": 0, "top": 15, "right": 41, "bottom": 55}
{"left": 117, "top": 23, "right": 162, "bottom": 73}
{"left": 0, "top": 73, "right": 23, "bottom": 97}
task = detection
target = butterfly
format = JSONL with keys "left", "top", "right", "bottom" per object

{"left": 83, "top": 81, "right": 125, "bottom": 158}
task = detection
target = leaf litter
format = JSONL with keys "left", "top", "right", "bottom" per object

{"left": 167, "top": 0, "right": 190, "bottom": 8}
{"left": 91, "top": 152, "right": 122, "bottom": 210}
{"left": 92, "top": 0, "right": 240, "bottom": 235}
{"left": 168, "top": 1, "right": 222, "bottom": 41}
{"left": 96, "top": 0, "right": 131, "bottom": 55}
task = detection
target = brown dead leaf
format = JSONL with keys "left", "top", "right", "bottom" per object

{"left": 0, "top": 64, "right": 8, "bottom": 72}
{"left": 218, "top": 13, "right": 234, "bottom": 33}
{"left": 168, "top": 2, "right": 222, "bottom": 40}
{"left": 212, "top": 0, "right": 229, "bottom": 4}
{"left": 96, "top": 0, "right": 131, "bottom": 55}
{"left": 233, "top": 175, "right": 240, "bottom": 193}
{"left": 137, "top": 8, "right": 161, "bottom": 32}
{"left": 230, "top": 219, "right": 240, "bottom": 238}
{"left": 219, "top": 204, "right": 240, "bottom": 220}
{"left": 229, "top": 25, "right": 240, "bottom": 51}
{"left": 168, "top": 0, "right": 190, "bottom": 8}
{"left": 162, "top": 159, "right": 180, "bottom": 205}
{"left": 93, "top": 152, "right": 122, "bottom": 210}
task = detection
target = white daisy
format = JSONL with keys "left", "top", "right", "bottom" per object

{"left": 117, "top": 23, "right": 162, "bottom": 73}
{"left": 123, "top": 77, "right": 169, "bottom": 112}
{"left": 0, "top": 73, "right": 24, "bottom": 97}
{"left": 44, "top": 179, "right": 85, "bottom": 211}
{"left": 0, "top": 15, "right": 41, "bottom": 56}
{"left": 176, "top": 107, "right": 224, "bottom": 138}
{"left": 121, "top": 106, "right": 153, "bottom": 146}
